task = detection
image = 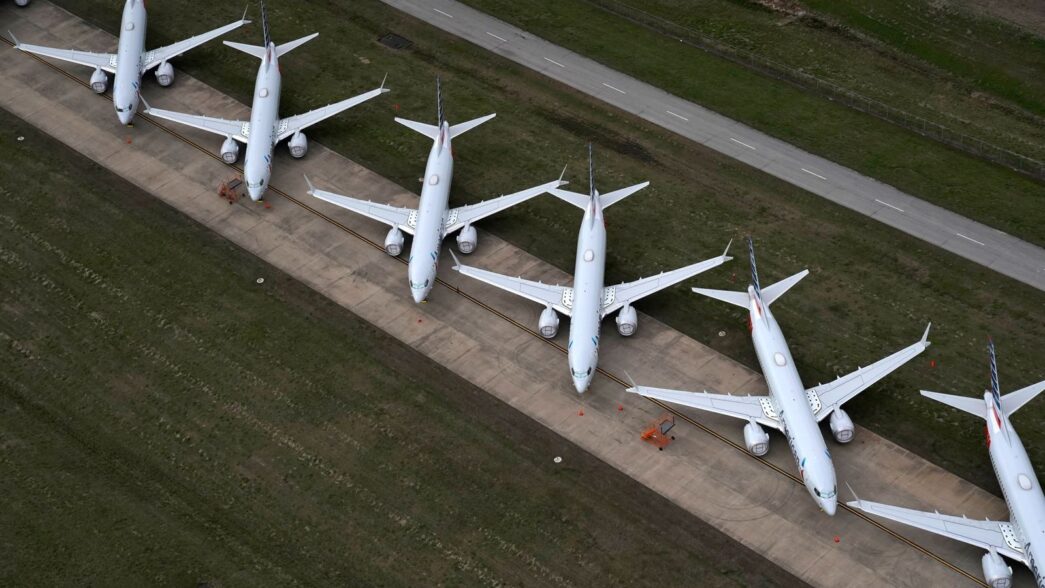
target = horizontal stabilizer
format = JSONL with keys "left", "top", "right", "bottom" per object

{"left": 223, "top": 40, "right": 266, "bottom": 59}
{"left": 691, "top": 287, "right": 749, "bottom": 309}
{"left": 600, "top": 181, "right": 650, "bottom": 209}
{"left": 449, "top": 113, "right": 496, "bottom": 139}
{"left": 547, "top": 188, "right": 589, "bottom": 209}
{"left": 921, "top": 390, "right": 987, "bottom": 419}
{"left": 1001, "top": 379, "right": 1045, "bottom": 417}
{"left": 395, "top": 117, "right": 440, "bottom": 140}
{"left": 760, "top": 269, "right": 809, "bottom": 306}
{"left": 276, "top": 32, "right": 318, "bottom": 57}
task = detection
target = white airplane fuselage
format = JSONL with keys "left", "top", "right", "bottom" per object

{"left": 566, "top": 195, "right": 607, "bottom": 394}
{"left": 113, "top": 0, "right": 147, "bottom": 124}
{"left": 242, "top": 44, "right": 283, "bottom": 201}
{"left": 985, "top": 394, "right": 1045, "bottom": 584}
{"left": 407, "top": 123, "right": 455, "bottom": 303}
{"left": 747, "top": 286, "right": 837, "bottom": 515}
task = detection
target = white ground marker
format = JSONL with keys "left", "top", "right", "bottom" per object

{"left": 801, "top": 168, "right": 827, "bottom": 180}
{"left": 956, "top": 233, "right": 985, "bottom": 246}
{"left": 433, "top": 8, "right": 453, "bottom": 18}
{"left": 730, "top": 137, "right": 756, "bottom": 150}
{"left": 544, "top": 57, "right": 565, "bottom": 68}
{"left": 486, "top": 32, "right": 507, "bottom": 43}
{"left": 666, "top": 110, "right": 689, "bottom": 121}
{"left": 874, "top": 199, "right": 904, "bottom": 213}
{"left": 602, "top": 82, "right": 627, "bottom": 94}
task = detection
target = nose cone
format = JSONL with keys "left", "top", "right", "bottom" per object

{"left": 572, "top": 377, "right": 591, "bottom": 394}
{"left": 247, "top": 186, "right": 264, "bottom": 202}
{"left": 411, "top": 288, "right": 428, "bottom": 304}
{"left": 821, "top": 497, "right": 837, "bottom": 516}
{"left": 118, "top": 108, "right": 134, "bottom": 126}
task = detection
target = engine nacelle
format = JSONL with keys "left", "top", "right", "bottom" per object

{"left": 981, "top": 550, "right": 1012, "bottom": 588}
{"left": 384, "top": 227, "right": 404, "bottom": 257}
{"left": 154, "top": 61, "right": 175, "bottom": 87}
{"left": 14, "top": 0, "right": 31, "bottom": 6}
{"left": 538, "top": 306, "right": 559, "bottom": 339}
{"left": 456, "top": 224, "right": 477, "bottom": 254}
{"left": 288, "top": 131, "right": 308, "bottom": 158}
{"left": 829, "top": 408, "right": 855, "bottom": 443}
{"left": 220, "top": 136, "right": 240, "bottom": 164}
{"left": 90, "top": 68, "right": 108, "bottom": 93}
{"left": 615, "top": 303, "right": 638, "bottom": 337}
{"left": 743, "top": 421, "right": 770, "bottom": 456}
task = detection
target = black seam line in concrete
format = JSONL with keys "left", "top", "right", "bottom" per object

{"left": 381, "top": 0, "right": 1045, "bottom": 294}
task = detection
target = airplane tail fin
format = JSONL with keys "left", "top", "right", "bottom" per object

{"left": 261, "top": 0, "right": 271, "bottom": 47}
{"left": 921, "top": 390, "right": 988, "bottom": 419}
{"left": 986, "top": 339, "right": 1045, "bottom": 417}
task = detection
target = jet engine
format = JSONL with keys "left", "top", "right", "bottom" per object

{"left": 384, "top": 227, "right": 404, "bottom": 256}
{"left": 538, "top": 306, "right": 559, "bottom": 338}
{"left": 743, "top": 421, "right": 770, "bottom": 456}
{"left": 90, "top": 68, "right": 108, "bottom": 93}
{"left": 154, "top": 61, "right": 174, "bottom": 87}
{"left": 220, "top": 136, "right": 240, "bottom": 163}
{"left": 829, "top": 408, "right": 855, "bottom": 443}
{"left": 15, "top": 0, "right": 31, "bottom": 6}
{"left": 456, "top": 224, "right": 477, "bottom": 254}
{"left": 288, "top": 131, "right": 308, "bottom": 158}
{"left": 615, "top": 303, "right": 638, "bottom": 336}
{"left": 981, "top": 550, "right": 1012, "bottom": 588}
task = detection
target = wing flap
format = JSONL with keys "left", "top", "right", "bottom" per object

{"left": 277, "top": 86, "right": 389, "bottom": 141}
{"left": 446, "top": 178, "right": 566, "bottom": 233}
{"left": 848, "top": 499, "right": 1026, "bottom": 563}
{"left": 811, "top": 324, "right": 931, "bottom": 421}
{"left": 626, "top": 386, "right": 780, "bottom": 429}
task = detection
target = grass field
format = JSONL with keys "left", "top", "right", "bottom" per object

{"left": 36, "top": 0, "right": 1045, "bottom": 492}
{"left": 0, "top": 109, "right": 802, "bottom": 586}
{"left": 458, "top": 0, "right": 1045, "bottom": 247}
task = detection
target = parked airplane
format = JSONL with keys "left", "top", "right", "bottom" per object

{"left": 849, "top": 340, "right": 1045, "bottom": 588}
{"left": 11, "top": 0, "right": 248, "bottom": 124}
{"left": 307, "top": 79, "right": 565, "bottom": 303}
{"left": 143, "top": 3, "right": 387, "bottom": 201}
{"left": 451, "top": 145, "right": 732, "bottom": 393}
{"left": 627, "top": 238, "right": 931, "bottom": 515}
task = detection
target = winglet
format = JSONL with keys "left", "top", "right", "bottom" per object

{"left": 379, "top": 72, "right": 388, "bottom": 91}
{"left": 241, "top": 3, "right": 250, "bottom": 23}
{"left": 921, "top": 322, "right": 932, "bottom": 346}
{"left": 449, "top": 249, "right": 462, "bottom": 271}
{"left": 622, "top": 370, "right": 638, "bottom": 392}
{"left": 558, "top": 164, "right": 568, "bottom": 184}
{"left": 8, "top": 30, "right": 19, "bottom": 47}
{"left": 845, "top": 482, "right": 859, "bottom": 502}
{"left": 303, "top": 174, "right": 315, "bottom": 195}
{"left": 723, "top": 238, "right": 733, "bottom": 259}
{"left": 139, "top": 95, "right": 152, "bottom": 113}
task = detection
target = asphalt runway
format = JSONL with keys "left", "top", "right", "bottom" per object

{"left": 1, "top": 2, "right": 1029, "bottom": 586}
{"left": 382, "top": 0, "right": 1045, "bottom": 294}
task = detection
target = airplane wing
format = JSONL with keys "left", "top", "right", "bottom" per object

{"left": 626, "top": 386, "right": 781, "bottom": 430}
{"left": 142, "top": 17, "right": 250, "bottom": 71}
{"left": 452, "top": 257, "right": 573, "bottom": 316}
{"left": 305, "top": 178, "right": 415, "bottom": 234}
{"left": 143, "top": 104, "right": 250, "bottom": 142}
{"left": 276, "top": 86, "right": 389, "bottom": 142}
{"left": 12, "top": 37, "right": 116, "bottom": 72}
{"left": 847, "top": 498, "right": 1027, "bottom": 564}
{"left": 445, "top": 178, "right": 566, "bottom": 233}
{"left": 810, "top": 323, "right": 931, "bottom": 422}
{"left": 602, "top": 244, "right": 732, "bottom": 316}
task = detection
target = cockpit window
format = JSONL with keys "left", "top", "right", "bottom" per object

{"left": 814, "top": 487, "right": 837, "bottom": 499}
{"left": 572, "top": 366, "right": 592, "bottom": 379}
{"left": 410, "top": 279, "right": 430, "bottom": 290}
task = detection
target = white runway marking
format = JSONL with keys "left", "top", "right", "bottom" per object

{"left": 874, "top": 199, "right": 904, "bottom": 213}
{"left": 730, "top": 137, "right": 756, "bottom": 150}
{"left": 486, "top": 32, "right": 507, "bottom": 42}
{"left": 956, "top": 233, "right": 985, "bottom": 246}
{"left": 544, "top": 57, "right": 565, "bottom": 68}
{"left": 666, "top": 110, "right": 689, "bottom": 121}
{"left": 433, "top": 8, "right": 453, "bottom": 18}
{"left": 801, "top": 168, "right": 827, "bottom": 180}
{"left": 602, "top": 82, "right": 626, "bottom": 94}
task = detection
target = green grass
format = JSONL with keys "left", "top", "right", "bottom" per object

{"left": 40, "top": 0, "right": 1045, "bottom": 493}
{"left": 458, "top": 0, "right": 1045, "bottom": 247}
{"left": 0, "top": 109, "right": 800, "bottom": 586}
